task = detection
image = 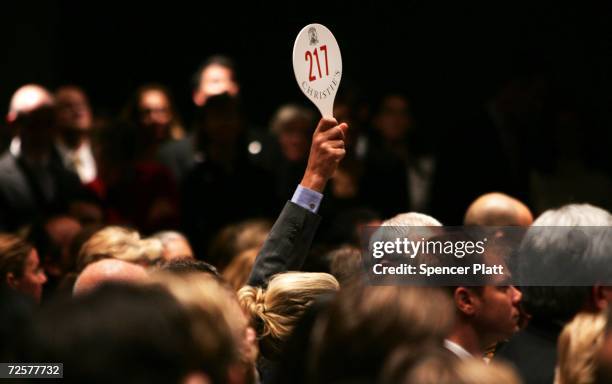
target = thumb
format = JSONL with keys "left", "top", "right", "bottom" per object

{"left": 316, "top": 117, "right": 339, "bottom": 132}
{"left": 338, "top": 122, "right": 349, "bottom": 137}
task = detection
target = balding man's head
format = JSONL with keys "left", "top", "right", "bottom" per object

{"left": 7, "top": 84, "right": 54, "bottom": 123}
{"left": 73, "top": 259, "right": 149, "bottom": 296}
{"left": 464, "top": 192, "right": 533, "bottom": 227}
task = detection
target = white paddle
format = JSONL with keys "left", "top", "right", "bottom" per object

{"left": 292, "top": 23, "right": 343, "bottom": 118}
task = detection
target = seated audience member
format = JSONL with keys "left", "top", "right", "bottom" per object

{"left": 208, "top": 218, "right": 272, "bottom": 269}
{"left": 223, "top": 248, "right": 258, "bottom": 291}
{"left": 54, "top": 86, "right": 98, "bottom": 186}
{"left": 239, "top": 272, "right": 339, "bottom": 381}
{"left": 555, "top": 312, "right": 606, "bottom": 384}
{"left": 77, "top": 226, "right": 163, "bottom": 270}
{"left": 327, "top": 245, "right": 363, "bottom": 285}
{"left": 360, "top": 92, "right": 436, "bottom": 217}
{"left": 28, "top": 282, "right": 207, "bottom": 384}
{"left": 464, "top": 192, "right": 534, "bottom": 226}
{"left": 308, "top": 282, "right": 454, "bottom": 383}
{"left": 266, "top": 104, "right": 317, "bottom": 207}
{"left": 419, "top": 232, "right": 522, "bottom": 360}
{"left": 152, "top": 230, "right": 194, "bottom": 261}
{"left": 153, "top": 272, "right": 258, "bottom": 384}
{"left": 182, "top": 93, "right": 275, "bottom": 256}
{"left": 72, "top": 258, "right": 149, "bottom": 295}
{"left": 160, "top": 257, "right": 219, "bottom": 277}
{"left": 122, "top": 84, "right": 187, "bottom": 183}
{"left": 0, "top": 234, "right": 47, "bottom": 303}
{"left": 0, "top": 84, "right": 86, "bottom": 231}
{"left": 157, "top": 55, "right": 244, "bottom": 185}
{"left": 99, "top": 114, "right": 180, "bottom": 233}
{"left": 382, "top": 211, "right": 443, "bottom": 226}
{"left": 495, "top": 204, "right": 612, "bottom": 384}
{"left": 379, "top": 347, "right": 522, "bottom": 384}
{"left": 27, "top": 214, "right": 81, "bottom": 298}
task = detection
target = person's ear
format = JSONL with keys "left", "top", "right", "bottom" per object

{"left": 6, "top": 272, "right": 18, "bottom": 289}
{"left": 454, "top": 287, "right": 477, "bottom": 316}
{"left": 228, "top": 83, "right": 239, "bottom": 97}
{"left": 6, "top": 111, "right": 17, "bottom": 124}
{"left": 193, "top": 91, "right": 205, "bottom": 107}
{"left": 592, "top": 285, "right": 612, "bottom": 311}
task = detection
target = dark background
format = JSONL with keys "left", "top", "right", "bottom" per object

{"left": 2, "top": 1, "right": 612, "bottom": 150}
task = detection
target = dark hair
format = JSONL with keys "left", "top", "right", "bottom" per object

{"left": 27, "top": 282, "right": 203, "bottom": 384}
{"left": 194, "top": 92, "right": 244, "bottom": 151}
{"left": 160, "top": 258, "right": 220, "bottom": 277}
{"left": 0, "top": 234, "right": 34, "bottom": 284}
{"left": 122, "top": 83, "right": 182, "bottom": 127}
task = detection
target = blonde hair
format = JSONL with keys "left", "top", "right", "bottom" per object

{"left": 77, "top": 226, "right": 163, "bottom": 270}
{"left": 381, "top": 348, "right": 522, "bottom": 384}
{"left": 555, "top": 312, "right": 607, "bottom": 384}
{"left": 238, "top": 272, "right": 339, "bottom": 360}
{"left": 457, "top": 359, "right": 522, "bottom": 384}
{"left": 222, "top": 248, "right": 258, "bottom": 291}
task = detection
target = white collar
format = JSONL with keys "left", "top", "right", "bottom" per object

{"left": 444, "top": 339, "right": 474, "bottom": 360}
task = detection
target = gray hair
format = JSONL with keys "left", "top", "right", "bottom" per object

{"left": 269, "top": 104, "right": 316, "bottom": 135}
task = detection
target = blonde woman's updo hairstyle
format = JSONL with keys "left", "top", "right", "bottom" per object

{"left": 238, "top": 272, "right": 339, "bottom": 360}
{"left": 77, "top": 226, "right": 163, "bottom": 271}
{"left": 555, "top": 312, "right": 606, "bottom": 384}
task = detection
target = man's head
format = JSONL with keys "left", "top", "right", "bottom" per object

{"left": 423, "top": 231, "right": 522, "bottom": 350}
{"left": 464, "top": 192, "right": 533, "bottom": 226}
{"left": 152, "top": 231, "right": 194, "bottom": 261}
{"left": 7, "top": 84, "right": 56, "bottom": 159}
{"left": 29, "top": 282, "right": 204, "bottom": 384}
{"left": 373, "top": 93, "right": 412, "bottom": 143}
{"left": 7, "top": 84, "right": 54, "bottom": 124}
{"left": 452, "top": 285, "right": 522, "bottom": 347}
{"left": 54, "top": 86, "right": 92, "bottom": 134}
{"left": 193, "top": 55, "right": 239, "bottom": 107}
{"left": 133, "top": 84, "right": 179, "bottom": 141}
{"left": 309, "top": 282, "right": 454, "bottom": 383}
{"left": 270, "top": 104, "right": 317, "bottom": 162}
{"left": 518, "top": 204, "right": 612, "bottom": 322}
{"left": 0, "top": 234, "right": 47, "bottom": 303}
{"left": 73, "top": 258, "right": 149, "bottom": 295}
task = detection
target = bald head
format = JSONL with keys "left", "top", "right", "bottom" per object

{"left": 464, "top": 192, "right": 533, "bottom": 227}
{"left": 7, "top": 84, "right": 54, "bottom": 123}
{"left": 73, "top": 259, "right": 149, "bottom": 296}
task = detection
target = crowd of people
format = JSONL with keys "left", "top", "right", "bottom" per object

{"left": 0, "top": 54, "right": 611, "bottom": 383}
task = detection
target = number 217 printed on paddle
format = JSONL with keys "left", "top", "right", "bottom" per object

{"left": 293, "top": 24, "right": 342, "bottom": 118}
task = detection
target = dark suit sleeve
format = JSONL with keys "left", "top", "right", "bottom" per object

{"left": 247, "top": 201, "right": 321, "bottom": 288}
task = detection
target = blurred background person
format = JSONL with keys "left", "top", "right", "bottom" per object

{"left": 265, "top": 104, "right": 317, "bottom": 209}
{"left": 192, "top": 55, "right": 240, "bottom": 107}
{"left": 0, "top": 84, "right": 87, "bottom": 231}
{"left": 0, "top": 233, "right": 47, "bottom": 303}
{"left": 97, "top": 86, "right": 183, "bottom": 233}
{"left": 54, "top": 86, "right": 98, "bottom": 186}
{"left": 182, "top": 93, "right": 275, "bottom": 258}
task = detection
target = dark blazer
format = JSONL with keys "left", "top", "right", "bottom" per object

{"left": 494, "top": 320, "right": 562, "bottom": 384}
{"left": 247, "top": 201, "right": 321, "bottom": 288}
{"left": 0, "top": 152, "right": 84, "bottom": 231}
